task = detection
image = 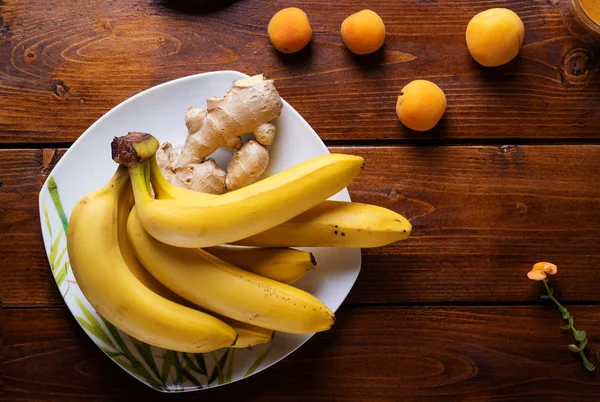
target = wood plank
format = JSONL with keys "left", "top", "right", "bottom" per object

{"left": 2, "top": 145, "right": 600, "bottom": 306}
{"left": 0, "top": 304, "right": 4, "bottom": 396}
{"left": 0, "top": 149, "right": 65, "bottom": 306}
{"left": 347, "top": 145, "right": 600, "bottom": 303}
{"left": 1, "top": 0, "right": 600, "bottom": 143}
{"left": 3, "top": 306, "right": 600, "bottom": 400}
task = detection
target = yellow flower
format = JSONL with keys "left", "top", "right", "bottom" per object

{"left": 527, "top": 262, "right": 558, "bottom": 281}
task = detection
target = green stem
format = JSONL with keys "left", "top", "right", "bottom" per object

{"left": 543, "top": 280, "right": 568, "bottom": 313}
{"left": 580, "top": 351, "right": 596, "bottom": 371}
{"left": 549, "top": 295, "right": 568, "bottom": 314}
{"left": 129, "top": 162, "right": 153, "bottom": 204}
{"left": 542, "top": 279, "right": 595, "bottom": 372}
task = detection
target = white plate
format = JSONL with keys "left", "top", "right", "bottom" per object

{"left": 39, "top": 70, "right": 361, "bottom": 392}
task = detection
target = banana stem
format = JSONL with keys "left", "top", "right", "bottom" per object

{"left": 111, "top": 132, "right": 159, "bottom": 167}
{"left": 105, "top": 166, "right": 131, "bottom": 192}
{"left": 149, "top": 156, "right": 177, "bottom": 199}
{"left": 143, "top": 159, "right": 152, "bottom": 194}
{"left": 129, "top": 162, "right": 153, "bottom": 204}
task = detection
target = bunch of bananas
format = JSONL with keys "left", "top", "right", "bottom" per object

{"left": 66, "top": 132, "right": 412, "bottom": 352}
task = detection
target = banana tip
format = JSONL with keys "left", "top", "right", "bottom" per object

{"left": 231, "top": 332, "right": 240, "bottom": 347}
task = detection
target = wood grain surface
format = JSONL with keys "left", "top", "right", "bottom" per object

{"left": 3, "top": 0, "right": 600, "bottom": 399}
{"left": 2, "top": 145, "right": 600, "bottom": 307}
{"left": 1, "top": 0, "right": 600, "bottom": 143}
{"left": 4, "top": 306, "right": 600, "bottom": 401}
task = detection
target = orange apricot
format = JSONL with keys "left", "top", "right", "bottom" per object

{"left": 466, "top": 8, "right": 525, "bottom": 67}
{"left": 341, "top": 9, "right": 386, "bottom": 55}
{"left": 396, "top": 80, "right": 447, "bottom": 132}
{"left": 268, "top": 8, "right": 312, "bottom": 54}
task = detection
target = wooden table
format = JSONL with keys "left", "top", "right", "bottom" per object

{"left": 2, "top": 0, "right": 600, "bottom": 400}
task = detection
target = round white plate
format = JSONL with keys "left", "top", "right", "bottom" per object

{"left": 38, "top": 70, "right": 362, "bottom": 392}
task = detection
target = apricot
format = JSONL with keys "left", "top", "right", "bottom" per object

{"left": 268, "top": 8, "right": 312, "bottom": 54}
{"left": 581, "top": 0, "right": 600, "bottom": 23}
{"left": 466, "top": 8, "right": 525, "bottom": 67}
{"left": 341, "top": 9, "right": 386, "bottom": 55}
{"left": 396, "top": 80, "right": 447, "bottom": 132}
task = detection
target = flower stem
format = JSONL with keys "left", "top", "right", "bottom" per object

{"left": 580, "top": 351, "right": 596, "bottom": 371}
{"left": 543, "top": 280, "right": 567, "bottom": 313}
{"left": 542, "top": 279, "right": 595, "bottom": 372}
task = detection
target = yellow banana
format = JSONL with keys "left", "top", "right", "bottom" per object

{"left": 127, "top": 207, "right": 335, "bottom": 334}
{"left": 233, "top": 200, "right": 412, "bottom": 248}
{"left": 112, "top": 132, "right": 364, "bottom": 248}
{"left": 66, "top": 166, "right": 238, "bottom": 353}
{"left": 151, "top": 156, "right": 411, "bottom": 248}
{"left": 125, "top": 244, "right": 273, "bottom": 349}
{"left": 220, "top": 319, "right": 274, "bottom": 349}
{"left": 204, "top": 246, "right": 316, "bottom": 284}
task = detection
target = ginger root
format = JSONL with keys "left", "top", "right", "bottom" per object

{"left": 177, "top": 74, "right": 282, "bottom": 167}
{"left": 226, "top": 139, "right": 269, "bottom": 191}
{"left": 157, "top": 74, "right": 282, "bottom": 194}
{"left": 157, "top": 142, "right": 227, "bottom": 194}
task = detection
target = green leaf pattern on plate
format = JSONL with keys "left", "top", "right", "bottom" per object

{"left": 42, "top": 175, "right": 274, "bottom": 392}
{"left": 244, "top": 346, "right": 275, "bottom": 378}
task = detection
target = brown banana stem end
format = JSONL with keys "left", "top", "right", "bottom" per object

{"left": 111, "top": 132, "right": 159, "bottom": 167}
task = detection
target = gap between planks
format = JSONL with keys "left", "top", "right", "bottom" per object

{"left": 5, "top": 300, "right": 600, "bottom": 310}
{"left": 4, "top": 138, "right": 600, "bottom": 150}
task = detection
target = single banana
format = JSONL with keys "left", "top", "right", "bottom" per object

{"left": 233, "top": 200, "right": 412, "bottom": 248}
{"left": 66, "top": 166, "right": 238, "bottom": 353}
{"left": 151, "top": 156, "right": 411, "bottom": 248}
{"left": 127, "top": 207, "right": 335, "bottom": 334}
{"left": 112, "top": 132, "right": 364, "bottom": 248}
{"left": 204, "top": 246, "right": 316, "bottom": 284}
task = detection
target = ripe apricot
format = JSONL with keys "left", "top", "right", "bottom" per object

{"left": 341, "top": 9, "right": 386, "bottom": 55}
{"left": 268, "top": 8, "right": 312, "bottom": 54}
{"left": 466, "top": 8, "right": 525, "bottom": 67}
{"left": 581, "top": 0, "right": 600, "bottom": 23}
{"left": 396, "top": 80, "right": 447, "bottom": 132}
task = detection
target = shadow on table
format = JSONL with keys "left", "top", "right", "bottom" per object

{"left": 471, "top": 55, "right": 525, "bottom": 82}
{"left": 272, "top": 42, "right": 314, "bottom": 65}
{"left": 347, "top": 44, "right": 386, "bottom": 69}
{"left": 160, "top": 0, "right": 240, "bottom": 14}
